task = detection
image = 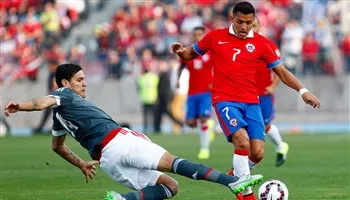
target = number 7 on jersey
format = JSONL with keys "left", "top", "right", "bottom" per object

{"left": 232, "top": 48, "right": 241, "bottom": 61}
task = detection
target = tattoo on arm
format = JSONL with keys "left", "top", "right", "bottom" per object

{"left": 66, "top": 146, "right": 82, "bottom": 166}
{"left": 32, "top": 99, "right": 38, "bottom": 110}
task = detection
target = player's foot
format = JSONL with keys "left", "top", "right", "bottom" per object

{"left": 276, "top": 142, "right": 289, "bottom": 167}
{"left": 228, "top": 174, "right": 263, "bottom": 195}
{"left": 243, "top": 193, "right": 257, "bottom": 200}
{"left": 227, "top": 169, "right": 245, "bottom": 200}
{"left": 235, "top": 193, "right": 244, "bottom": 200}
{"left": 105, "top": 191, "right": 125, "bottom": 200}
{"left": 208, "top": 119, "right": 216, "bottom": 143}
{"left": 197, "top": 149, "right": 210, "bottom": 160}
{"left": 227, "top": 168, "right": 234, "bottom": 176}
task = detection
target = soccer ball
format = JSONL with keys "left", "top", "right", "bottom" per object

{"left": 258, "top": 180, "right": 289, "bottom": 200}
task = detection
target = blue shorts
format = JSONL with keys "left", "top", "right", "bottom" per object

{"left": 186, "top": 92, "right": 212, "bottom": 120}
{"left": 214, "top": 101, "right": 265, "bottom": 142}
{"left": 259, "top": 95, "right": 275, "bottom": 125}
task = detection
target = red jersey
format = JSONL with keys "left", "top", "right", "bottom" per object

{"left": 256, "top": 39, "right": 280, "bottom": 96}
{"left": 183, "top": 52, "right": 213, "bottom": 95}
{"left": 194, "top": 25, "right": 281, "bottom": 104}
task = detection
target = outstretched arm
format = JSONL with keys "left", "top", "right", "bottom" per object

{"left": 52, "top": 135, "right": 98, "bottom": 183}
{"left": 272, "top": 64, "right": 321, "bottom": 108}
{"left": 4, "top": 96, "right": 57, "bottom": 116}
{"left": 170, "top": 42, "right": 199, "bottom": 61}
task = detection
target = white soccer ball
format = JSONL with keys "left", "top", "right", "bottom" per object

{"left": 258, "top": 179, "right": 289, "bottom": 200}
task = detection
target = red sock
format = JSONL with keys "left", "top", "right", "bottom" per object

{"left": 236, "top": 193, "right": 244, "bottom": 200}
{"left": 227, "top": 169, "right": 234, "bottom": 176}
{"left": 243, "top": 193, "right": 256, "bottom": 200}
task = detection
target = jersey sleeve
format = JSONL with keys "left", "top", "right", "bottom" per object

{"left": 261, "top": 38, "right": 282, "bottom": 69}
{"left": 267, "top": 39, "right": 281, "bottom": 58}
{"left": 48, "top": 87, "right": 74, "bottom": 107}
{"left": 193, "top": 30, "right": 214, "bottom": 56}
{"left": 51, "top": 111, "right": 66, "bottom": 136}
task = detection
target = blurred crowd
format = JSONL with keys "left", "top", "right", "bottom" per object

{"left": 93, "top": 0, "right": 350, "bottom": 80}
{"left": 0, "top": 0, "right": 90, "bottom": 84}
{"left": 1, "top": 0, "right": 350, "bottom": 85}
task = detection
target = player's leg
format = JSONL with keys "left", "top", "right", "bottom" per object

{"left": 106, "top": 173, "right": 179, "bottom": 200}
{"left": 170, "top": 93, "right": 186, "bottom": 134}
{"left": 186, "top": 95, "right": 207, "bottom": 159}
{"left": 269, "top": 124, "right": 289, "bottom": 167}
{"left": 101, "top": 128, "right": 178, "bottom": 200}
{"left": 197, "top": 92, "right": 212, "bottom": 159}
{"left": 241, "top": 104, "right": 265, "bottom": 199}
{"left": 158, "top": 151, "right": 263, "bottom": 195}
{"left": 185, "top": 94, "right": 198, "bottom": 128}
{"left": 154, "top": 100, "right": 165, "bottom": 133}
{"left": 214, "top": 102, "right": 255, "bottom": 197}
{"left": 142, "top": 104, "right": 148, "bottom": 133}
{"left": 103, "top": 128, "right": 262, "bottom": 199}
{"left": 260, "top": 95, "right": 288, "bottom": 166}
{"left": 34, "top": 108, "right": 52, "bottom": 133}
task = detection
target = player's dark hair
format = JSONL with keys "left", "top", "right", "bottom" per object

{"left": 55, "top": 63, "right": 82, "bottom": 88}
{"left": 193, "top": 26, "right": 205, "bottom": 32}
{"left": 233, "top": 1, "right": 255, "bottom": 15}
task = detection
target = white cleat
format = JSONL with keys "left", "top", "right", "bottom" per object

{"left": 105, "top": 191, "right": 125, "bottom": 200}
{"left": 228, "top": 174, "right": 263, "bottom": 194}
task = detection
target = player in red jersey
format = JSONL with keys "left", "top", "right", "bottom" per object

{"left": 180, "top": 27, "right": 214, "bottom": 160}
{"left": 171, "top": 2, "right": 320, "bottom": 199}
{"left": 252, "top": 18, "right": 289, "bottom": 167}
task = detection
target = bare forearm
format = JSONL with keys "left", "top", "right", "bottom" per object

{"left": 277, "top": 69, "right": 303, "bottom": 91}
{"left": 19, "top": 97, "right": 55, "bottom": 111}
{"left": 18, "top": 99, "right": 39, "bottom": 111}
{"left": 53, "top": 145, "right": 84, "bottom": 169}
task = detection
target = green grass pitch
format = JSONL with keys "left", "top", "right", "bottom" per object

{"left": 1, "top": 133, "right": 349, "bottom": 200}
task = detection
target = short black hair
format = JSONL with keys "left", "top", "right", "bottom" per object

{"left": 55, "top": 63, "right": 82, "bottom": 88}
{"left": 193, "top": 26, "right": 205, "bottom": 32}
{"left": 233, "top": 1, "right": 255, "bottom": 15}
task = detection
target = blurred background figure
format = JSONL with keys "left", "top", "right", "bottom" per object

{"left": 170, "top": 57, "right": 189, "bottom": 134}
{"left": 281, "top": 19, "right": 303, "bottom": 75}
{"left": 33, "top": 42, "right": 65, "bottom": 133}
{"left": 302, "top": 32, "right": 320, "bottom": 75}
{"left": 106, "top": 50, "right": 122, "bottom": 80}
{"left": 137, "top": 68, "right": 159, "bottom": 133}
{"left": 154, "top": 59, "right": 183, "bottom": 133}
{"left": 340, "top": 33, "right": 350, "bottom": 72}
{"left": 176, "top": 26, "right": 215, "bottom": 159}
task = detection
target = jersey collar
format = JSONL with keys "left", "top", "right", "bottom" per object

{"left": 229, "top": 24, "right": 254, "bottom": 38}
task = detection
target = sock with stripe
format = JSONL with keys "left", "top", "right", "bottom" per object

{"left": 171, "top": 157, "right": 238, "bottom": 186}
{"left": 121, "top": 184, "right": 173, "bottom": 200}
{"left": 267, "top": 124, "right": 284, "bottom": 151}
{"left": 199, "top": 122, "right": 210, "bottom": 150}
{"left": 233, "top": 149, "right": 252, "bottom": 195}
{"left": 248, "top": 158, "right": 257, "bottom": 169}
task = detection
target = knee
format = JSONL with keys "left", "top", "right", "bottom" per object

{"left": 166, "top": 180, "right": 179, "bottom": 196}
{"left": 232, "top": 131, "right": 250, "bottom": 150}
{"left": 186, "top": 120, "right": 197, "bottom": 128}
{"left": 199, "top": 117, "right": 208, "bottom": 124}
{"left": 265, "top": 124, "right": 271, "bottom": 133}
{"left": 250, "top": 146, "right": 264, "bottom": 163}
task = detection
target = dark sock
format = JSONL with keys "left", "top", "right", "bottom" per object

{"left": 171, "top": 158, "right": 239, "bottom": 186}
{"left": 121, "top": 184, "right": 173, "bottom": 200}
